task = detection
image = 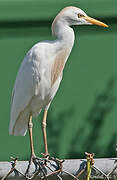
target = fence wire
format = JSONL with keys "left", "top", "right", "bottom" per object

{"left": 1, "top": 153, "right": 117, "bottom": 180}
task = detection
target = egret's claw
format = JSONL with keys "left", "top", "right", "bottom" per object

{"left": 25, "top": 154, "right": 64, "bottom": 179}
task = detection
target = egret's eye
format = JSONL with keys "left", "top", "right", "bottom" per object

{"left": 78, "top": 13, "right": 85, "bottom": 18}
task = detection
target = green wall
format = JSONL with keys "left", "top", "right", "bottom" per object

{"left": 0, "top": 1, "right": 117, "bottom": 161}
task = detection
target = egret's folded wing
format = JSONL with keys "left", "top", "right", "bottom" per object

{"left": 9, "top": 52, "right": 40, "bottom": 136}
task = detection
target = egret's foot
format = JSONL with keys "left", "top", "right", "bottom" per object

{"left": 25, "top": 154, "right": 47, "bottom": 179}
{"left": 49, "top": 156, "right": 64, "bottom": 172}
{"left": 41, "top": 153, "right": 64, "bottom": 170}
{"left": 25, "top": 154, "right": 64, "bottom": 179}
{"left": 40, "top": 154, "right": 64, "bottom": 179}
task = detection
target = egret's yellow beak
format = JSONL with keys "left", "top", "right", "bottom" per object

{"left": 84, "top": 16, "right": 108, "bottom": 27}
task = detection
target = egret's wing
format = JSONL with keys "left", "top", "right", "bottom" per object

{"left": 9, "top": 50, "right": 41, "bottom": 135}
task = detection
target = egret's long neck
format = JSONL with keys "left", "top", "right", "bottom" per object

{"left": 52, "top": 20, "right": 75, "bottom": 50}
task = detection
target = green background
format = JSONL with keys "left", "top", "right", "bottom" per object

{"left": 0, "top": 0, "right": 117, "bottom": 161}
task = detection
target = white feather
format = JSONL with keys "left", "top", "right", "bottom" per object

{"left": 9, "top": 47, "right": 39, "bottom": 135}
{"left": 9, "top": 6, "right": 82, "bottom": 136}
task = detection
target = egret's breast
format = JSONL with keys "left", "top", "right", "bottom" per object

{"left": 51, "top": 48, "right": 70, "bottom": 86}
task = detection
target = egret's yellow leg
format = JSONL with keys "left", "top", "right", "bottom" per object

{"left": 28, "top": 114, "right": 35, "bottom": 157}
{"left": 42, "top": 109, "right": 49, "bottom": 156}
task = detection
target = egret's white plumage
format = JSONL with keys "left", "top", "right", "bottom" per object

{"left": 9, "top": 6, "right": 108, "bottom": 137}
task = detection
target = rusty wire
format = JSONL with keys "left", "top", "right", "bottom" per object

{"left": 1, "top": 155, "right": 117, "bottom": 180}
{"left": 1, "top": 157, "right": 80, "bottom": 180}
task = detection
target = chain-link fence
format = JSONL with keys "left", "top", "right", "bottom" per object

{"left": 1, "top": 153, "right": 117, "bottom": 180}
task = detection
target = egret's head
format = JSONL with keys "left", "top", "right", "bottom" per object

{"left": 52, "top": 6, "right": 108, "bottom": 33}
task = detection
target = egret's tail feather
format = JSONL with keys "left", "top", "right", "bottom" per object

{"left": 9, "top": 111, "right": 29, "bottom": 136}
{"left": 9, "top": 121, "right": 28, "bottom": 136}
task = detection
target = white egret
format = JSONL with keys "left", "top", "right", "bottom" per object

{"left": 9, "top": 6, "right": 108, "bottom": 167}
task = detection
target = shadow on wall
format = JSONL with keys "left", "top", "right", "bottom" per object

{"left": 47, "top": 76, "right": 117, "bottom": 158}
{"left": 47, "top": 106, "right": 75, "bottom": 157}
{"left": 68, "top": 76, "right": 117, "bottom": 158}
